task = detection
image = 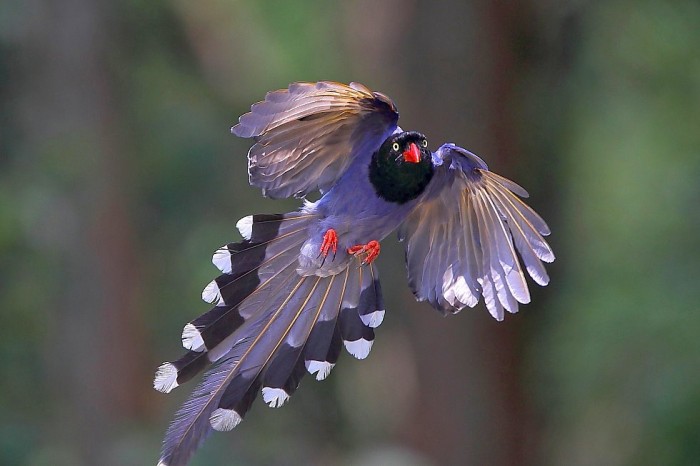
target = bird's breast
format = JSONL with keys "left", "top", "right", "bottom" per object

{"left": 314, "top": 164, "right": 419, "bottom": 244}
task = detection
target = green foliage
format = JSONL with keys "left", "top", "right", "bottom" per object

{"left": 531, "top": 1, "right": 700, "bottom": 464}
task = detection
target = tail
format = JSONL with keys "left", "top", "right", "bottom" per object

{"left": 154, "top": 212, "right": 385, "bottom": 466}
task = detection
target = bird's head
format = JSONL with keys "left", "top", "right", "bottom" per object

{"left": 369, "top": 131, "right": 434, "bottom": 204}
{"left": 380, "top": 131, "right": 431, "bottom": 165}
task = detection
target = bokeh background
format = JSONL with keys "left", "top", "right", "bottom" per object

{"left": 2, "top": 1, "right": 699, "bottom": 465}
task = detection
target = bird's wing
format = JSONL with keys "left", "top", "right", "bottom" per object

{"left": 232, "top": 81, "right": 399, "bottom": 199}
{"left": 397, "top": 143, "right": 554, "bottom": 320}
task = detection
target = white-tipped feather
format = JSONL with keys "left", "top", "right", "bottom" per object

{"left": 212, "top": 247, "right": 232, "bottom": 273}
{"left": 201, "top": 280, "right": 223, "bottom": 305}
{"left": 453, "top": 275, "right": 479, "bottom": 308}
{"left": 154, "top": 363, "right": 179, "bottom": 393}
{"left": 261, "top": 387, "right": 290, "bottom": 408}
{"left": 236, "top": 216, "right": 253, "bottom": 240}
{"left": 360, "top": 310, "right": 385, "bottom": 328}
{"left": 399, "top": 144, "right": 552, "bottom": 318}
{"left": 305, "top": 360, "right": 335, "bottom": 381}
{"left": 209, "top": 408, "right": 242, "bottom": 432}
{"left": 344, "top": 338, "right": 373, "bottom": 360}
{"left": 181, "top": 323, "right": 206, "bottom": 352}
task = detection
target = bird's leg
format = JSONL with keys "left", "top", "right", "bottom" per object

{"left": 347, "top": 240, "right": 380, "bottom": 265}
{"left": 319, "top": 228, "right": 338, "bottom": 260}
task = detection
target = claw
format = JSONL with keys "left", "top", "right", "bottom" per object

{"left": 364, "top": 240, "right": 380, "bottom": 264}
{"left": 347, "top": 244, "right": 365, "bottom": 255}
{"left": 320, "top": 228, "right": 338, "bottom": 258}
{"left": 347, "top": 240, "right": 380, "bottom": 265}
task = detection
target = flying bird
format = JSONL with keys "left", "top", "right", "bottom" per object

{"left": 154, "top": 81, "right": 554, "bottom": 466}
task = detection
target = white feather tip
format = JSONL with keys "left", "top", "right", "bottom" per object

{"left": 210, "top": 408, "right": 242, "bottom": 431}
{"left": 181, "top": 323, "right": 206, "bottom": 351}
{"left": 153, "top": 363, "right": 178, "bottom": 393}
{"left": 201, "top": 280, "right": 223, "bottom": 305}
{"left": 305, "top": 360, "right": 335, "bottom": 381}
{"left": 344, "top": 338, "right": 373, "bottom": 360}
{"left": 360, "top": 310, "right": 385, "bottom": 328}
{"left": 262, "top": 387, "right": 290, "bottom": 408}
{"left": 236, "top": 216, "right": 253, "bottom": 240}
{"left": 212, "top": 247, "right": 232, "bottom": 273}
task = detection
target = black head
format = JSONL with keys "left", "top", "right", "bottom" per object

{"left": 369, "top": 131, "right": 434, "bottom": 204}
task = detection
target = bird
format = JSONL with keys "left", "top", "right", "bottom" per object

{"left": 153, "top": 81, "right": 554, "bottom": 466}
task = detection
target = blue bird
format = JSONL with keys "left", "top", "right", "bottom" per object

{"left": 154, "top": 81, "right": 554, "bottom": 466}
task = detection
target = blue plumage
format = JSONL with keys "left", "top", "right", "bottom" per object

{"left": 155, "top": 81, "right": 554, "bottom": 466}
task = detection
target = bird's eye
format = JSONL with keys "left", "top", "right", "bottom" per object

{"left": 422, "top": 139, "right": 428, "bottom": 147}
{"left": 392, "top": 142, "right": 400, "bottom": 152}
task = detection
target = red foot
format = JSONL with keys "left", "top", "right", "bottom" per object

{"left": 347, "top": 240, "right": 380, "bottom": 265}
{"left": 320, "top": 228, "right": 338, "bottom": 257}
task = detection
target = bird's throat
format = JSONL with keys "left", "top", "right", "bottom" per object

{"left": 368, "top": 150, "right": 434, "bottom": 204}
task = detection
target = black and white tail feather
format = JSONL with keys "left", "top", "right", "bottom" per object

{"left": 154, "top": 213, "right": 384, "bottom": 466}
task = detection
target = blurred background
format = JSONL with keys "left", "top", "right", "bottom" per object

{"left": 1, "top": 0, "right": 699, "bottom": 465}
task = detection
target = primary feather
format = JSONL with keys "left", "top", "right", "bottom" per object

{"left": 398, "top": 144, "right": 554, "bottom": 318}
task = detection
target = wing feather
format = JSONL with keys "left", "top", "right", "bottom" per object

{"left": 472, "top": 189, "right": 507, "bottom": 317}
{"left": 483, "top": 183, "right": 552, "bottom": 285}
{"left": 483, "top": 176, "right": 554, "bottom": 261}
{"left": 478, "top": 188, "right": 530, "bottom": 304}
{"left": 232, "top": 81, "right": 399, "bottom": 198}
{"left": 457, "top": 191, "right": 481, "bottom": 306}
{"left": 399, "top": 143, "right": 554, "bottom": 318}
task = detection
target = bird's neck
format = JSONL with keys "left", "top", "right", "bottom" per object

{"left": 368, "top": 148, "right": 434, "bottom": 204}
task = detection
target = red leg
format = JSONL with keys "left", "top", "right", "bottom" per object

{"left": 364, "top": 240, "right": 380, "bottom": 264}
{"left": 320, "top": 228, "right": 338, "bottom": 257}
{"left": 347, "top": 240, "right": 381, "bottom": 265}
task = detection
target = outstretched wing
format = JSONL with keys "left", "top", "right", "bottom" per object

{"left": 232, "top": 81, "right": 399, "bottom": 199}
{"left": 398, "top": 144, "right": 554, "bottom": 320}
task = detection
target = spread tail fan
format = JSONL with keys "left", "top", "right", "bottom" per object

{"left": 155, "top": 213, "right": 385, "bottom": 466}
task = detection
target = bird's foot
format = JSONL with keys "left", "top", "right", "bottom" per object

{"left": 319, "top": 228, "right": 338, "bottom": 259}
{"left": 347, "top": 240, "right": 380, "bottom": 265}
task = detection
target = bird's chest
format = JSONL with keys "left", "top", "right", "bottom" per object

{"left": 315, "top": 160, "right": 419, "bottom": 243}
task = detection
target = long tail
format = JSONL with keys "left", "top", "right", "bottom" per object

{"left": 154, "top": 213, "right": 385, "bottom": 466}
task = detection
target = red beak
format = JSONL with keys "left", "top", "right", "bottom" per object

{"left": 403, "top": 142, "right": 421, "bottom": 164}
